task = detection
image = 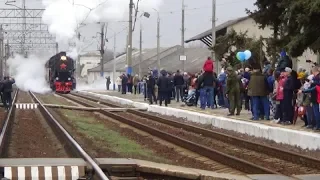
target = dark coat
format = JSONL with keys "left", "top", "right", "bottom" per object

{"left": 247, "top": 71, "right": 269, "bottom": 96}
{"left": 276, "top": 55, "right": 293, "bottom": 72}
{"left": 157, "top": 75, "right": 170, "bottom": 92}
{"left": 146, "top": 75, "right": 156, "bottom": 89}
{"left": 173, "top": 74, "right": 184, "bottom": 86}
{"left": 3, "top": 79, "right": 15, "bottom": 93}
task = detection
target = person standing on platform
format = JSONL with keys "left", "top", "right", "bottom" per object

{"left": 2, "top": 76, "right": 15, "bottom": 110}
{"left": 226, "top": 67, "right": 241, "bottom": 116}
{"left": 247, "top": 68, "right": 270, "bottom": 120}
{"left": 105, "top": 76, "right": 111, "bottom": 90}
{"left": 121, "top": 74, "right": 128, "bottom": 94}
{"left": 173, "top": 70, "right": 184, "bottom": 102}
{"left": 146, "top": 71, "right": 157, "bottom": 104}
{"left": 116, "top": 76, "right": 122, "bottom": 92}
{"left": 157, "top": 70, "right": 170, "bottom": 106}
{"left": 133, "top": 74, "right": 140, "bottom": 95}
{"left": 197, "top": 70, "right": 215, "bottom": 110}
{"left": 167, "top": 73, "right": 174, "bottom": 104}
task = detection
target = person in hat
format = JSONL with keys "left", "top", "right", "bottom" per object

{"left": 279, "top": 67, "right": 295, "bottom": 125}
{"left": 225, "top": 67, "right": 241, "bottom": 116}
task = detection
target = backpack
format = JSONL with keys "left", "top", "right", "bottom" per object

{"left": 203, "top": 60, "right": 213, "bottom": 72}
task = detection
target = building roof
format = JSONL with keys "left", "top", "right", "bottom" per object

{"left": 185, "top": 16, "right": 249, "bottom": 47}
{"left": 80, "top": 52, "right": 101, "bottom": 57}
{"left": 150, "top": 47, "right": 210, "bottom": 74}
{"left": 88, "top": 46, "right": 176, "bottom": 72}
{"left": 88, "top": 45, "right": 210, "bottom": 74}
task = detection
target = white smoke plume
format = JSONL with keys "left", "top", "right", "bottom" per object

{"left": 42, "top": 0, "right": 163, "bottom": 42}
{"left": 7, "top": 54, "right": 51, "bottom": 94}
{"left": 76, "top": 77, "right": 108, "bottom": 91}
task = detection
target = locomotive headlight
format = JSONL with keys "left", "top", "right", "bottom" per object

{"left": 68, "top": 78, "right": 71, "bottom": 80}
{"left": 56, "top": 77, "right": 59, "bottom": 80}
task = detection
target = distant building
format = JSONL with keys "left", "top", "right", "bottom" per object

{"left": 185, "top": 16, "right": 318, "bottom": 71}
{"left": 79, "top": 52, "right": 101, "bottom": 77}
{"left": 87, "top": 45, "right": 210, "bottom": 83}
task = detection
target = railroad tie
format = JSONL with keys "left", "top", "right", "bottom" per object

{"left": 15, "top": 103, "right": 38, "bottom": 109}
{"left": 4, "top": 166, "right": 85, "bottom": 179}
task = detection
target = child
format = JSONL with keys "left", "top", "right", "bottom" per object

{"left": 302, "top": 76, "right": 313, "bottom": 128}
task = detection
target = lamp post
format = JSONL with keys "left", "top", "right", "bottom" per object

{"left": 139, "top": 12, "right": 150, "bottom": 78}
{"left": 152, "top": 8, "right": 160, "bottom": 70}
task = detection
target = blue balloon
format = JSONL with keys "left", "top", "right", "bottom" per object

{"left": 239, "top": 52, "right": 246, "bottom": 61}
{"left": 244, "top": 50, "right": 252, "bottom": 60}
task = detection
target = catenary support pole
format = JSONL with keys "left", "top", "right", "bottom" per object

{"left": 127, "top": 0, "right": 134, "bottom": 75}
{"left": 156, "top": 11, "right": 160, "bottom": 70}
{"left": 212, "top": 0, "right": 218, "bottom": 73}
{"left": 0, "top": 25, "right": 3, "bottom": 79}
{"left": 181, "top": 0, "right": 185, "bottom": 71}
{"left": 139, "top": 22, "right": 143, "bottom": 78}
{"left": 100, "top": 23, "right": 105, "bottom": 77}
{"left": 113, "top": 33, "right": 116, "bottom": 90}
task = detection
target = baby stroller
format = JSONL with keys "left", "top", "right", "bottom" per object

{"left": 183, "top": 90, "right": 196, "bottom": 106}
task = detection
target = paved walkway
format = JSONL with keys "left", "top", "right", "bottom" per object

{"left": 87, "top": 90, "right": 311, "bottom": 132}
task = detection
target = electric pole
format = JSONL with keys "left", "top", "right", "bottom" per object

{"left": 212, "top": 0, "right": 218, "bottom": 73}
{"left": 100, "top": 23, "right": 105, "bottom": 77}
{"left": 77, "top": 32, "right": 81, "bottom": 78}
{"left": 139, "top": 22, "right": 143, "bottom": 78}
{"left": 181, "top": 0, "right": 185, "bottom": 72}
{"left": 113, "top": 32, "right": 116, "bottom": 90}
{"left": 4, "top": 40, "right": 9, "bottom": 77}
{"left": 127, "top": 0, "right": 134, "bottom": 75}
{"left": 22, "top": 0, "right": 26, "bottom": 56}
{"left": 0, "top": 25, "right": 3, "bottom": 79}
{"left": 156, "top": 11, "right": 160, "bottom": 70}
{"left": 55, "top": 43, "right": 59, "bottom": 54}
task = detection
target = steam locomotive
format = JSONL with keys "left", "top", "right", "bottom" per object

{"left": 46, "top": 52, "right": 75, "bottom": 93}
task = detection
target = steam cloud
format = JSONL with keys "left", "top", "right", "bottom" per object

{"left": 39, "top": 0, "right": 163, "bottom": 91}
{"left": 42, "top": 0, "right": 163, "bottom": 42}
{"left": 7, "top": 54, "right": 51, "bottom": 94}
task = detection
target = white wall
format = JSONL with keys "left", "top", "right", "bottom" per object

{"left": 80, "top": 56, "right": 101, "bottom": 77}
{"left": 228, "top": 18, "right": 273, "bottom": 39}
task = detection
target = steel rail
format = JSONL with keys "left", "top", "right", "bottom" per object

{"left": 29, "top": 92, "right": 109, "bottom": 180}
{"left": 0, "top": 90, "right": 18, "bottom": 156}
{"left": 71, "top": 92, "right": 320, "bottom": 170}
{"left": 62, "top": 93, "right": 280, "bottom": 175}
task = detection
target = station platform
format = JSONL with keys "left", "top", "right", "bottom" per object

{"left": 78, "top": 90, "right": 320, "bottom": 150}
{"left": 1, "top": 158, "right": 318, "bottom": 180}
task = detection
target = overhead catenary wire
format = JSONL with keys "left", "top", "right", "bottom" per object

{"left": 106, "top": 0, "right": 250, "bottom": 40}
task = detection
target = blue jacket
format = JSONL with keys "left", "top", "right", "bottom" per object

{"left": 267, "top": 75, "right": 275, "bottom": 92}
{"left": 218, "top": 73, "right": 227, "bottom": 87}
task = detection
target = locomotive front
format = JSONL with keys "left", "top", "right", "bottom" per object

{"left": 54, "top": 55, "right": 74, "bottom": 93}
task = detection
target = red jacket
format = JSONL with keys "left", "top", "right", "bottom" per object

{"left": 315, "top": 85, "right": 320, "bottom": 104}
{"left": 203, "top": 59, "right": 214, "bottom": 72}
{"left": 276, "top": 76, "right": 287, "bottom": 100}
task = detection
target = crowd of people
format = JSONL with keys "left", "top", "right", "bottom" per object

{"left": 111, "top": 53, "right": 320, "bottom": 130}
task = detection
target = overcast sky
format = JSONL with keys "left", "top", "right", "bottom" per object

{"left": 4, "top": 0, "right": 256, "bottom": 54}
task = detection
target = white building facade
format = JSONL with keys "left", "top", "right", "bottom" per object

{"left": 79, "top": 52, "right": 101, "bottom": 77}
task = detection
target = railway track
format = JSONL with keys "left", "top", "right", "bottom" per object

{"left": 0, "top": 90, "right": 110, "bottom": 180}
{"left": 62, "top": 92, "right": 320, "bottom": 176}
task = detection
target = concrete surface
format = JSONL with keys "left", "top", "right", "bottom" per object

{"left": 80, "top": 90, "right": 320, "bottom": 150}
